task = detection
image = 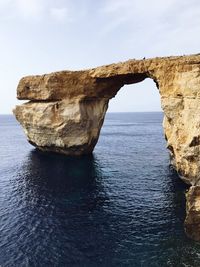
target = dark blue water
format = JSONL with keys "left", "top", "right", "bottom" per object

{"left": 1, "top": 113, "right": 200, "bottom": 267}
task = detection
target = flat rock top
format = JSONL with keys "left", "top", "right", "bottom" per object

{"left": 89, "top": 54, "right": 200, "bottom": 77}
{"left": 17, "top": 54, "right": 200, "bottom": 101}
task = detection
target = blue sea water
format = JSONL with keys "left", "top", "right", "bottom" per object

{"left": 0, "top": 113, "right": 200, "bottom": 267}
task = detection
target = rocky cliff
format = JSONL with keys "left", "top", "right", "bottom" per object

{"left": 14, "top": 54, "right": 200, "bottom": 240}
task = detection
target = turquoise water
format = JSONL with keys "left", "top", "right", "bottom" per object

{"left": 0, "top": 113, "right": 200, "bottom": 267}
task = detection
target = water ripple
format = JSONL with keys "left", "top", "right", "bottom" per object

{"left": 0, "top": 114, "right": 198, "bottom": 267}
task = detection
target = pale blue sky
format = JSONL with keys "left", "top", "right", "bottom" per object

{"left": 1, "top": 0, "right": 200, "bottom": 113}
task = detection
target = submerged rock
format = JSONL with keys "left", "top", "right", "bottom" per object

{"left": 14, "top": 53, "right": 200, "bottom": 240}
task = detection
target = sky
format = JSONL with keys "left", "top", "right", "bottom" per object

{"left": 1, "top": 0, "right": 200, "bottom": 114}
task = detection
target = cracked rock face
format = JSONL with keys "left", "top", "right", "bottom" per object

{"left": 14, "top": 98, "right": 109, "bottom": 156}
{"left": 14, "top": 54, "right": 200, "bottom": 240}
{"left": 185, "top": 186, "right": 200, "bottom": 240}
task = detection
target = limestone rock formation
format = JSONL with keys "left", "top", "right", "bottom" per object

{"left": 185, "top": 186, "right": 200, "bottom": 241}
{"left": 14, "top": 54, "right": 200, "bottom": 240}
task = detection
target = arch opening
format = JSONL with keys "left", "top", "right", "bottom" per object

{"left": 107, "top": 78, "right": 162, "bottom": 113}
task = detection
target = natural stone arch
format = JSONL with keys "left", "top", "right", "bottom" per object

{"left": 14, "top": 54, "right": 200, "bottom": 240}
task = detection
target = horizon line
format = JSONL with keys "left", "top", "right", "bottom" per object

{"left": 1, "top": 110, "right": 163, "bottom": 115}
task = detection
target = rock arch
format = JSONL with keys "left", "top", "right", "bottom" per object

{"left": 14, "top": 54, "right": 200, "bottom": 240}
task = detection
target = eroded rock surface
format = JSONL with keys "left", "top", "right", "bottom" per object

{"left": 14, "top": 54, "right": 200, "bottom": 240}
{"left": 185, "top": 186, "right": 200, "bottom": 240}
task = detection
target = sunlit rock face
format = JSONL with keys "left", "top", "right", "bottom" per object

{"left": 14, "top": 54, "right": 200, "bottom": 240}
{"left": 14, "top": 98, "right": 108, "bottom": 156}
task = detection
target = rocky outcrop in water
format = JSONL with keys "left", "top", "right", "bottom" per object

{"left": 185, "top": 186, "right": 200, "bottom": 241}
{"left": 14, "top": 54, "right": 200, "bottom": 240}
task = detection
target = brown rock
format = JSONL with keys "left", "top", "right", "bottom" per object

{"left": 185, "top": 186, "right": 200, "bottom": 241}
{"left": 13, "top": 53, "right": 200, "bottom": 240}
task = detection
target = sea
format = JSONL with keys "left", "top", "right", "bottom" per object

{"left": 1, "top": 113, "right": 200, "bottom": 267}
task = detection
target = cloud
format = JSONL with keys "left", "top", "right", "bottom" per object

{"left": 0, "top": 0, "right": 72, "bottom": 23}
{"left": 99, "top": 0, "right": 176, "bottom": 35}
{"left": 50, "top": 7, "right": 68, "bottom": 22}
{"left": 98, "top": 0, "right": 200, "bottom": 56}
{"left": 101, "top": 0, "right": 133, "bottom": 14}
{"left": 15, "top": 0, "right": 44, "bottom": 19}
